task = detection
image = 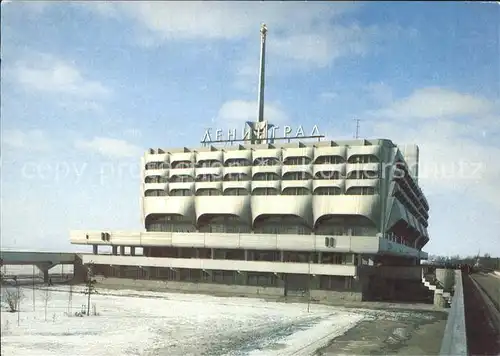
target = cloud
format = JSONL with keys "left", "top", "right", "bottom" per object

{"left": 216, "top": 100, "right": 288, "bottom": 126}
{"left": 12, "top": 53, "right": 111, "bottom": 98}
{"left": 101, "top": 2, "right": 358, "bottom": 40}
{"left": 83, "top": 2, "right": 381, "bottom": 68}
{"left": 2, "top": 129, "right": 53, "bottom": 152}
{"left": 370, "top": 87, "right": 494, "bottom": 120}
{"left": 366, "top": 87, "right": 500, "bottom": 212}
{"left": 74, "top": 137, "right": 144, "bottom": 159}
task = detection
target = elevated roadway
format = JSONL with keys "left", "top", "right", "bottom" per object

{"left": 0, "top": 250, "right": 80, "bottom": 283}
{"left": 462, "top": 272, "right": 500, "bottom": 355}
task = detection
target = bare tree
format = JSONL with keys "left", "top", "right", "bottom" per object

{"left": 41, "top": 287, "right": 51, "bottom": 321}
{"left": 4, "top": 288, "right": 22, "bottom": 313}
{"left": 67, "top": 283, "right": 74, "bottom": 315}
{"left": 84, "top": 262, "right": 98, "bottom": 316}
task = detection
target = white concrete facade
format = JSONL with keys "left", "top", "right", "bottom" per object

{"left": 70, "top": 138, "right": 430, "bottom": 282}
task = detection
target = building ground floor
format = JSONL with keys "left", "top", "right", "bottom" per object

{"left": 84, "top": 260, "right": 433, "bottom": 304}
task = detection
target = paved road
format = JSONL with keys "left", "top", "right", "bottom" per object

{"left": 464, "top": 273, "right": 500, "bottom": 355}
{"left": 471, "top": 273, "right": 500, "bottom": 311}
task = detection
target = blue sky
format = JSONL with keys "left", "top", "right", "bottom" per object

{"left": 1, "top": 1, "right": 499, "bottom": 257}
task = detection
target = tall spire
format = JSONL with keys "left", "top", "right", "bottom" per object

{"left": 257, "top": 23, "right": 267, "bottom": 123}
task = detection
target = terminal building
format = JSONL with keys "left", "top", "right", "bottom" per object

{"left": 70, "top": 137, "right": 430, "bottom": 301}
{"left": 69, "top": 25, "right": 430, "bottom": 302}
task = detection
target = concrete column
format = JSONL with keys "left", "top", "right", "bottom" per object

{"left": 433, "top": 292, "right": 446, "bottom": 308}
{"left": 436, "top": 268, "right": 454, "bottom": 292}
{"left": 318, "top": 252, "right": 323, "bottom": 264}
{"left": 280, "top": 251, "right": 284, "bottom": 262}
{"left": 93, "top": 245, "right": 98, "bottom": 255}
{"left": 112, "top": 246, "right": 118, "bottom": 255}
{"left": 310, "top": 275, "right": 320, "bottom": 290}
{"left": 130, "top": 247, "right": 136, "bottom": 256}
{"left": 236, "top": 271, "right": 247, "bottom": 285}
{"left": 43, "top": 269, "right": 49, "bottom": 283}
{"left": 211, "top": 248, "right": 215, "bottom": 259}
{"left": 195, "top": 249, "right": 200, "bottom": 258}
{"left": 120, "top": 246, "right": 125, "bottom": 256}
{"left": 244, "top": 250, "right": 248, "bottom": 261}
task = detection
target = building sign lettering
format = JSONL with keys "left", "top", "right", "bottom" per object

{"left": 201, "top": 123, "right": 323, "bottom": 144}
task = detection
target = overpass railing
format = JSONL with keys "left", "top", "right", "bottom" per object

{"left": 439, "top": 270, "right": 468, "bottom": 356}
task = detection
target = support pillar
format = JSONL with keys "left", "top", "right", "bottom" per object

{"left": 236, "top": 271, "right": 247, "bottom": 285}
{"left": 43, "top": 269, "right": 49, "bottom": 284}
{"left": 93, "top": 245, "right": 98, "bottom": 255}
{"left": 433, "top": 292, "right": 446, "bottom": 308}
{"left": 112, "top": 246, "right": 118, "bottom": 255}
{"left": 120, "top": 246, "right": 125, "bottom": 256}
{"left": 130, "top": 247, "right": 135, "bottom": 256}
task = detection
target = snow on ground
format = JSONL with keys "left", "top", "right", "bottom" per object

{"left": 1, "top": 285, "right": 365, "bottom": 356}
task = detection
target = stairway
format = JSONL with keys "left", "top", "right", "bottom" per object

{"left": 421, "top": 269, "right": 453, "bottom": 306}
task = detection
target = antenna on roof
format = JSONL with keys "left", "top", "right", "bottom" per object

{"left": 353, "top": 118, "right": 361, "bottom": 139}
{"left": 257, "top": 23, "right": 267, "bottom": 123}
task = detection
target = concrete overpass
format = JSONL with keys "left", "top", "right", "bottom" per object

{"left": 1, "top": 249, "right": 498, "bottom": 354}
{"left": 0, "top": 250, "right": 80, "bottom": 283}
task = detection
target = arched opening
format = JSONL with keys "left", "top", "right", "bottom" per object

{"left": 315, "top": 214, "right": 377, "bottom": 236}
{"left": 253, "top": 214, "right": 311, "bottom": 235}
{"left": 314, "top": 155, "right": 345, "bottom": 164}
{"left": 223, "top": 188, "right": 249, "bottom": 196}
{"left": 313, "top": 187, "right": 341, "bottom": 195}
{"left": 386, "top": 220, "right": 419, "bottom": 247}
{"left": 282, "top": 187, "right": 310, "bottom": 195}
{"left": 252, "top": 188, "right": 279, "bottom": 196}
{"left": 145, "top": 214, "right": 195, "bottom": 233}
{"left": 197, "top": 214, "right": 250, "bottom": 233}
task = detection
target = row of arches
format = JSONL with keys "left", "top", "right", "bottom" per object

{"left": 144, "top": 213, "right": 379, "bottom": 237}
{"left": 145, "top": 170, "right": 381, "bottom": 184}
{"left": 144, "top": 186, "right": 377, "bottom": 197}
{"left": 145, "top": 154, "right": 380, "bottom": 170}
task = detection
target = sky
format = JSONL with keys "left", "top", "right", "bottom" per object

{"left": 1, "top": 1, "right": 499, "bottom": 257}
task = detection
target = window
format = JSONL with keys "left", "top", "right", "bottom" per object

{"left": 225, "top": 159, "right": 251, "bottom": 167}
{"left": 145, "top": 161, "right": 169, "bottom": 170}
{"left": 314, "top": 171, "right": 341, "bottom": 180}
{"left": 313, "top": 187, "right": 341, "bottom": 195}
{"left": 282, "top": 172, "right": 311, "bottom": 180}
{"left": 283, "top": 157, "right": 311, "bottom": 165}
{"left": 252, "top": 188, "right": 278, "bottom": 196}
{"left": 347, "top": 170, "right": 379, "bottom": 179}
{"left": 145, "top": 175, "right": 168, "bottom": 183}
{"left": 224, "top": 188, "right": 249, "bottom": 196}
{"left": 224, "top": 173, "right": 250, "bottom": 181}
{"left": 170, "top": 175, "right": 194, "bottom": 183}
{"left": 347, "top": 155, "right": 379, "bottom": 164}
{"left": 196, "top": 189, "right": 221, "bottom": 196}
{"left": 253, "top": 173, "right": 280, "bottom": 181}
{"left": 170, "top": 189, "right": 192, "bottom": 196}
{"left": 325, "top": 237, "right": 336, "bottom": 248}
{"left": 196, "top": 174, "right": 220, "bottom": 182}
{"left": 171, "top": 161, "right": 193, "bottom": 169}
{"left": 315, "top": 156, "right": 344, "bottom": 164}
{"left": 345, "top": 187, "right": 376, "bottom": 195}
{"left": 197, "top": 160, "right": 222, "bottom": 168}
{"left": 281, "top": 187, "right": 309, "bottom": 195}
{"left": 254, "top": 158, "right": 281, "bottom": 166}
{"left": 144, "top": 189, "right": 167, "bottom": 197}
